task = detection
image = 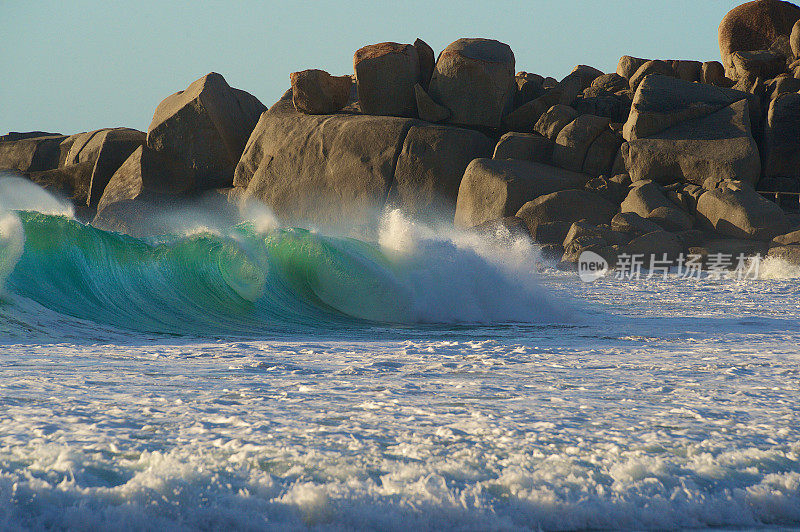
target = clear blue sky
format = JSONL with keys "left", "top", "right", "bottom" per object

{"left": 1, "top": 0, "right": 741, "bottom": 134}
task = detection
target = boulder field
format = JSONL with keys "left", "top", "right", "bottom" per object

{"left": 5, "top": 0, "right": 800, "bottom": 268}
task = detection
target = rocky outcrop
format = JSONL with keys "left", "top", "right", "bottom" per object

{"left": 623, "top": 75, "right": 757, "bottom": 141}
{"left": 0, "top": 133, "right": 67, "bottom": 174}
{"left": 492, "top": 132, "right": 553, "bottom": 162}
{"left": 622, "top": 83, "right": 761, "bottom": 186}
{"left": 147, "top": 72, "right": 266, "bottom": 190}
{"left": 552, "top": 115, "right": 611, "bottom": 173}
{"left": 702, "top": 61, "right": 728, "bottom": 85}
{"left": 414, "top": 84, "right": 450, "bottom": 123}
{"left": 514, "top": 72, "right": 545, "bottom": 108}
{"left": 696, "top": 182, "right": 789, "bottom": 240}
{"left": 454, "top": 159, "right": 591, "bottom": 228}
{"left": 516, "top": 189, "right": 617, "bottom": 241}
{"left": 234, "top": 100, "right": 413, "bottom": 226}
{"left": 235, "top": 100, "right": 491, "bottom": 226}
{"left": 9, "top": 19, "right": 800, "bottom": 272}
{"left": 0, "top": 129, "right": 144, "bottom": 213}
{"left": 764, "top": 91, "right": 800, "bottom": 180}
{"left": 730, "top": 49, "right": 787, "bottom": 79}
{"left": 617, "top": 56, "right": 649, "bottom": 80}
{"left": 628, "top": 60, "right": 676, "bottom": 92}
{"left": 534, "top": 105, "right": 579, "bottom": 140}
{"left": 428, "top": 38, "right": 516, "bottom": 129}
{"left": 591, "top": 73, "right": 628, "bottom": 93}
{"left": 290, "top": 69, "right": 352, "bottom": 114}
{"left": 62, "top": 128, "right": 146, "bottom": 207}
{"left": 95, "top": 145, "right": 193, "bottom": 221}
{"left": 388, "top": 124, "right": 493, "bottom": 222}
{"left": 414, "top": 39, "right": 436, "bottom": 89}
{"left": 354, "top": 42, "right": 420, "bottom": 117}
{"left": 719, "top": 0, "right": 800, "bottom": 78}
{"left": 503, "top": 72, "right": 583, "bottom": 133}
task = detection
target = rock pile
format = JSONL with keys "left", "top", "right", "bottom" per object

{"left": 4, "top": 0, "right": 800, "bottom": 268}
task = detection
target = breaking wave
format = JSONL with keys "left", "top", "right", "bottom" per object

{"left": 0, "top": 182, "right": 563, "bottom": 337}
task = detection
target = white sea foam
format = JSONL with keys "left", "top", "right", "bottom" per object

{"left": 0, "top": 211, "right": 24, "bottom": 289}
{"left": 0, "top": 173, "right": 74, "bottom": 217}
{"left": 758, "top": 256, "right": 800, "bottom": 279}
{"left": 371, "top": 209, "right": 565, "bottom": 324}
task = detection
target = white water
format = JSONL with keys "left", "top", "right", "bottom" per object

{"left": 0, "top": 178, "right": 799, "bottom": 529}
{"left": 2, "top": 266, "right": 800, "bottom": 530}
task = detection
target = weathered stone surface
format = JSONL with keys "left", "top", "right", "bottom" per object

{"left": 612, "top": 211, "right": 663, "bottom": 235}
{"left": 696, "top": 183, "right": 789, "bottom": 240}
{"left": 573, "top": 90, "right": 628, "bottom": 122}
{"left": 414, "top": 84, "right": 450, "bottom": 123}
{"left": 515, "top": 189, "right": 617, "bottom": 237}
{"left": 514, "top": 72, "right": 545, "bottom": 109}
{"left": 234, "top": 100, "right": 414, "bottom": 226}
{"left": 730, "top": 49, "right": 787, "bottom": 79}
{"left": 0, "top": 131, "right": 62, "bottom": 142}
{"left": 147, "top": 72, "right": 266, "bottom": 190}
{"left": 731, "top": 72, "right": 766, "bottom": 94}
{"left": 585, "top": 174, "right": 628, "bottom": 204}
{"left": 764, "top": 91, "right": 800, "bottom": 180}
{"left": 571, "top": 65, "right": 604, "bottom": 90}
{"left": 454, "top": 159, "right": 591, "bottom": 228}
{"left": 414, "top": 38, "right": 435, "bottom": 89}
{"left": 791, "top": 18, "right": 800, "bottom": 57}
{"left": 534, "top": 104, "right": 580, "bottom": 140}
{"left": 289, "top": 69, "right": 351, "bottom": 114}
{"left": 617, "top": 55, "right": 649, "bottom": 80}
{"left": 719, "top": 0, "right": 800, "bottom": 77}
{"left": 428, "top": 38, "right": 515, "bottom": 129}
{"left": 492, "top": 132, "right": 553, "bottom": 163}
{"left": 388, "top": 124, "right": 493, "bottom": 222}
{"left": 623, "top": 74, "right": 755, "bottom": 141}
{"left": 771, "top": 33, "right": 795, "bottom": 59}
{"left": 354, "top": 42, "right": 420, "bottom": 117}
{"left": 622, "top": 99, "right": 761, "bottom": 185}
{"left": 552, "top": 115, "right": 611, "bottom": 172}
{"left": 60, "top": 128, "right": 146, "bottom": 207}
{"left": 624, "top": 230, "right": 685, "bottom": 261}
{"left": 673, "top": 60, "right": 703, "bottom": 82}
{"left": 0, "top": 133, "right": 67, "bottom": 173}
{"left": 620, "top": 182, "right": 677, "bottom": 218}
{"left": 530, "top": 221, "right": 575, "bottom": 245}
{"left": 561, "top": 222, "right": 619, "bottom": 263}
{"left": 766, "top": 74, "right": 800, "bottom": 99}
{"left": 773, "top": 228, "right": 800, "bottom": 245}
{"left": 503, "top": 73, "right": 583, "bottom": 132}
{"left": 582, "top": 129, "right": 623, "bottom": 177}
{"left": 628, "top": 60, "right": 676, "bottom": 92}
{"left": 648, "top": 206, "right": 694, "bottom": 232}
{"left": 702, "top": 61, "right": 728, "bottom": 85}
{"left": 591, "top": 73, "right": 628, "bottom": 93}
{"left": 95, "top": 145, "right": 193, "bottom": 220}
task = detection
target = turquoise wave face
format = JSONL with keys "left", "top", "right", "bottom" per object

{"left": 0, "top": 210, "right": 562, "bottom": 337}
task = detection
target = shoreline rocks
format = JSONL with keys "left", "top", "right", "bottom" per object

{"left": 4, "top": 1, "right": 800, "bottom": 269}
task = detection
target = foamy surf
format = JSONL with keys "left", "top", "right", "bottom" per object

{"left": 0, "top": 189, "right": 565, "bottom": 337}
{"left": 0, "top": 180, "right": 799, "bottom": 531}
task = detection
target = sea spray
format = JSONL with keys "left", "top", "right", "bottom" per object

{"left": 2, "top": 213, "right": 566, "bottom": 336}
{"left": 0, "top": 211, "right": 24, "bottom": 290}
{"left": 377, "top": 209, "right": 566, "bottom": 323}
{"left": 0, "top": 173, "right": 74, "bottom": 217}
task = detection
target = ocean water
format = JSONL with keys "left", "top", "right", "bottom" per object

{"left": 1, "top": 176, "right": 800, "bottom": 530}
